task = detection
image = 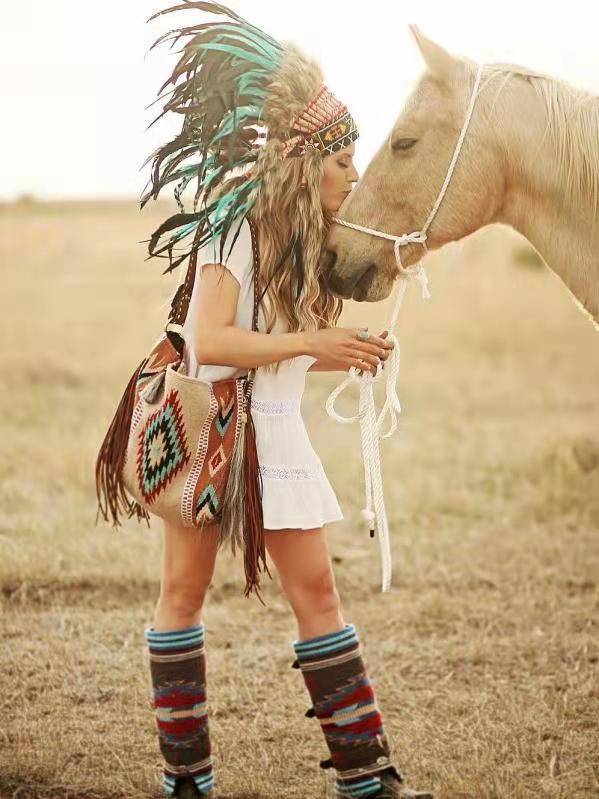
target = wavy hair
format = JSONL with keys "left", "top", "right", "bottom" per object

{"left": 199, "top": 42, "right": 345, "bottom": 373}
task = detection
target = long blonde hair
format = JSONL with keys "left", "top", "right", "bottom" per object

{"left": 208, "top": 43, "right": 345, "bottom": 373}
{"left": 250, "top": 153, "right": 342, "bottom": 373}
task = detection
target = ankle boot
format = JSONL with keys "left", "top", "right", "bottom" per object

{"left": 145, "top": 623, "right": 216, "bottom": 797}
{"left": 291, "top": 623, "right": 433, "bottom": 799}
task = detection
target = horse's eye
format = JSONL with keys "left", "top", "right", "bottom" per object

{"left": 391, "top": 137, "right": 418, "bottom": 152}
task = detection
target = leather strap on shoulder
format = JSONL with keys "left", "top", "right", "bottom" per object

{"left": 246, "top": 216, "right": 261, "bottom": 334}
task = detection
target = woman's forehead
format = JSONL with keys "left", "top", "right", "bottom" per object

{"left": 334, "top": 141, "right": 356, "bottom": 157}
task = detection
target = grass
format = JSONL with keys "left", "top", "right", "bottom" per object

{"left": 0, "top": 202, "right": 598, "bottom": 798}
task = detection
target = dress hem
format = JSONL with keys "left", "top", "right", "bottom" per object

{"left": 263, "top": 511, "right": 344, "bottom": 531}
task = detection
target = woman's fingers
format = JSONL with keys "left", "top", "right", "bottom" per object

{"left": 351, "top": 329, "right": 393, "bottom": 350}
{"left": 347, "top": 345, "right": 381, "bottom": 373}
{"left": 352, "top": 339, "right": 390, "bottom": 358}
{"left": 345, "top": 328, "right": 394, "bottom": 371}
{"left": 348, "top": 357, "right": 378, "bottom": 376}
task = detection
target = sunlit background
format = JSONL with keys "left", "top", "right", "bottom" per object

{"left": 2, "top": 0, "right": 599, "bottom": 200}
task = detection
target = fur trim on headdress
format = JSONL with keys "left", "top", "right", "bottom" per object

{"left": 262, "top": 44, "right": 324, "bottom": 138}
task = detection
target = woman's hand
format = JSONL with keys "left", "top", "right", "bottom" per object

{"left": 304, "top": 326, "right": 394, "bottom": 376}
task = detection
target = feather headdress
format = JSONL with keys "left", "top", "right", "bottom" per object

{"left": 140, "top": 0, "right": 359, "bottom": 275}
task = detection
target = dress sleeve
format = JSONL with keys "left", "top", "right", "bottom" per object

{"left": 196, "top": 218, "right": 252, "bottom": 287}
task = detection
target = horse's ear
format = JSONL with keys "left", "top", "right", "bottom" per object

{"left": 408, "top": 25, "right": 458, "bottom": 82}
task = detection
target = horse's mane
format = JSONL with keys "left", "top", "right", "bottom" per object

{"left": 480, "top": 61, "right": 599, "bottom": 217}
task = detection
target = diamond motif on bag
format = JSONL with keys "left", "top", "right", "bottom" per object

{"left": 136, "top": 389, "right": 191, "bottom": 504}
{"left": 208, "top": 444, "right": 227, "bottom": 477}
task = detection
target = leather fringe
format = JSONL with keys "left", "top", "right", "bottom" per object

{"left": 218, "top": 404, "right": 247, "bottom": 557}
{"left": 94, "top": 358, "right": 150, "bottom": 528}
{"left": 219, "top": 392, "right": 272, "bottom": 604}
{"left": 241, "top": 401, "right": 271, "bottom": 603}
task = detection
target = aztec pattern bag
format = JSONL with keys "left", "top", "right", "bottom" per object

{"left": 95, "top": 218, "right": 271, "bottom": 602}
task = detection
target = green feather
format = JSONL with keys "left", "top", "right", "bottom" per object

{"left": 141, "top": 1, "right": 285, "bottom": 273}
{"left": 196, "top": 42, "right": 276, "bottom": 71}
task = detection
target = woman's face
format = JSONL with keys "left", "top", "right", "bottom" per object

{"left": 319, "top": 141, "right": 359, "bottom": 212}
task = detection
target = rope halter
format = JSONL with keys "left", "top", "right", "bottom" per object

{"left": 326, "top": 63, "right": 485, "bottom": 593}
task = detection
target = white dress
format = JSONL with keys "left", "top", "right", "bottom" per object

{"left": 179, "top": 218, "right": 344, "bottom": 531}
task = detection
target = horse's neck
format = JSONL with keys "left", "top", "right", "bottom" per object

{"left": 495, "top": 113, "right": 599, "bottom": 327}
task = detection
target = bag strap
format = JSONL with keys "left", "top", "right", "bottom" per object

{"left": 164, "top": 217, "right": 261, "bottom": 356}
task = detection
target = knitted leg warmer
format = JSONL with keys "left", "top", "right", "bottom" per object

{"left": 292, "top": 622, "right": 402, "bottom": 798}
{"left": 145, "top": 623, "right": 214, "bottom": 797}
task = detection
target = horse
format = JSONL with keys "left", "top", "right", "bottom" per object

{"left": 323, "top": 25, "right": 599, "bottom": 336}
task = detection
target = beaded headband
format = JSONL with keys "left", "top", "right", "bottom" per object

{"left": 280, "top": 84, "right": 359, "bottom": 159}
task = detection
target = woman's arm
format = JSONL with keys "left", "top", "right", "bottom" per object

{"left": 194, "top": 262, "right": 392, "bottom": 373}
{"left": 194, "top": 263, "right": 309, "bottom": 368}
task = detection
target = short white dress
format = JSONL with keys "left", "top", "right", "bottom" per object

{"left": 178, "top": 218, "right": 344, "bottom": 531}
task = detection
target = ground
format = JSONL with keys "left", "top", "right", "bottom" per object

{"left": 1, "top": 199, "right": 598, "bottom": 798}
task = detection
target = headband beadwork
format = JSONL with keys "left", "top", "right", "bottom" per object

{"left": 280, "top": 84, "right": 359, "bottom": 158}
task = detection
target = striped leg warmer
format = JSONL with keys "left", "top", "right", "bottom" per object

{"left": 145, "top": 623, "right": 214, "bottom": 797}
{"left": 292, "top": 623, "right": 403, "bottom": 798}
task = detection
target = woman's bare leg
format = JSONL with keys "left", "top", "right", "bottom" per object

{"left": 263, "top": 526, "right": 345, "bottom": 639}
{"left": 152, "top": 520, "right": 221, "bottom": 632}
{"left": 264, "top": 526, "right": 430, "bottom": 797}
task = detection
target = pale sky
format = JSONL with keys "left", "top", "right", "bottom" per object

{"left": 2, "top": 0, "right": 598, "bottom": 200}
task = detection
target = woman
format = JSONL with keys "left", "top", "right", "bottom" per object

{"left": 139, "top": 4, "right": 432, "bottom": 799}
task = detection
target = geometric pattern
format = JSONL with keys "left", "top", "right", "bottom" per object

{"left": 136, "top": 388, "right": 191, "bottom": 504}
{"left": 281, "top": 82, "right": 360, "bottom": 158}
{"left": 293, "top": 622, "right": 401, "bottom": 797}
{"left": 134, "top": 333, "right": 181, "bottom": 401}
{"left": 306, "top": 111, "right": 360, "bottom": 155}
{"left": 207, "top": 443, "right": 227, "bottom": 478}
{"left": 318, "top": 674, "right": 382, "bottom": 744}
{"left": 214, "top": 391, "right": 235, "bottom": 437}
{"left": 154, "top": 678, "right": 208, "bottom": 747}
{"left": 144, "top": 623, "right": 214, "bottom": 797}
{"left": 195, "top": 484, "right": 219, "bottom": 521}
{"left": 192, "top": 379, "right": 242, "bottom": 525}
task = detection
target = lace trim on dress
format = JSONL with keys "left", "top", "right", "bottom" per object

{"left": 259, "top": 464, "right": 323, "bottom": 481}
{"left": 251, "top": 396, "right": 301, "bottom": 415}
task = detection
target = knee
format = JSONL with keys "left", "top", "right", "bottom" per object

{"left": 158, "top": 582, "right": 208, "bottom": 618}
{"left": 287, "top": 568, "right": 341, "bottom": 616}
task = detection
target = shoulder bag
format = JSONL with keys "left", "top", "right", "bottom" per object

{"left": 94, "top": 217, "right": 271, "bottom": 602}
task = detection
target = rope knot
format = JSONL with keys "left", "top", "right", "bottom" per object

{"left": 396, "top": 231, "right": 427, "bottom": 247}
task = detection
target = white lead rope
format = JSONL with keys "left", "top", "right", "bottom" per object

{"left": 325, "top": 263, "right": 430, "bottom": 593}
{"left": 325, "top": 63, "right": 485, "bottom": 592}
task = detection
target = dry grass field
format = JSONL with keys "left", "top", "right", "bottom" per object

{"left": 1, "top": 199, "right": 598, "bottom": 799}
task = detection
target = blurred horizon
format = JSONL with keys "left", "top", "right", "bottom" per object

{"left": 2, "top": 0, "right": 599, "bottom": 201}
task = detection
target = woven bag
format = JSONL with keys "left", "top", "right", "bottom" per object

{"left": 95, "top": 218, "right": 272, "bottom": 602}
